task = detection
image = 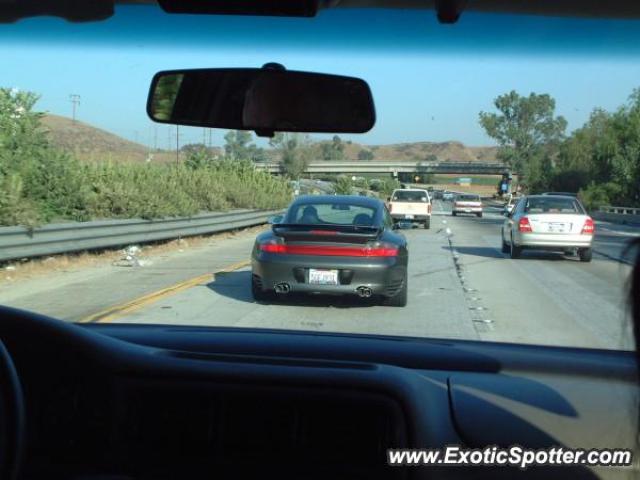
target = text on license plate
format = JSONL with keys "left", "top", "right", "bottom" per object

{"left": 309, "top": 269, "right": 339, "bottom": 285}
{"left": 546, "top": 223, "right": 568, "bottom": 233}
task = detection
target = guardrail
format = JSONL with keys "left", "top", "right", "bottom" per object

{"left": 599, "top": 205, "right": 640, "bottom": 215}
{"left": 592, "top": 205, "right": 640, "bottom": 226}
{"left": 0, "top": 209, "right": 281, "bottom": 263}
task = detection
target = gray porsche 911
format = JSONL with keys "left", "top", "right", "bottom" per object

{"left": 251, "top": 195, "right": 409, "bottom": 306}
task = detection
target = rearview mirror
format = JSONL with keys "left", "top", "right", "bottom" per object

{"left": 267, "top": 215, "right": 283, "bottom": 225}
{"left": 147, "top": 66, "right": 376, "bottom": 137}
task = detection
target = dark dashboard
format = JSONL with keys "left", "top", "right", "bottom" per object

{"left": 0, "top": 306, "right": 636, "bottom": 480}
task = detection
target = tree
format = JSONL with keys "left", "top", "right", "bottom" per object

{"left": 333, "top": 176, "right": 353, "bottom": 195}
{"left": 479, "top": 91, "right": 567, "bottom": 184}
{"left": 223, "top": 130, "right": 253, "bottom": 160}
{"left": 0, "top": 88, "right": 89, "bottom": 225}
{"left": 358, "top": 149, "right": 374, "bottom": 160}
{"left": 269, "top": 132, "right": 311, "bottom": 179}
{"left": 320, "top": 135, "right": 346, "bottom": 161}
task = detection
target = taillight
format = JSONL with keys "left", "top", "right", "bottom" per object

{"left": 581, "top": 217, "right": 595, "bottom": 235}
{"left": 259, "top": 242, "right": 398, "bottom": 257}
{"left": 518, "top": 217, "right": 532, "bottom": 233}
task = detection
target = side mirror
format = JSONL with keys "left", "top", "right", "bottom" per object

{"left": 268, "top": 215, "right": 284, "bottom": 225}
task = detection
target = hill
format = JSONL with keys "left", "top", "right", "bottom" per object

{"left": 41, "top": 114, "right": 152, "bottom": 162}
{"left": 41, "top": 114, "right": 498, "bottom": 164}
{"left": 337, "top": 140, "right": 498, "bottom": 163}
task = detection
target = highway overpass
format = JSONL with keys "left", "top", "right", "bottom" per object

{"left": 255, "top": 160, "right": 509, "bottom": 175}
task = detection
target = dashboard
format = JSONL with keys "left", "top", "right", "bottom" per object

{"left": 0, "top": 306, "right": 636, "bottom": 480}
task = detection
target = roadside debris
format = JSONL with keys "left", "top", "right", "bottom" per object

{"left": 113, "top": 245, "right": 152, "bottom": 267}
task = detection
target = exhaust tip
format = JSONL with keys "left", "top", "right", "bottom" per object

{"left": 356, "top": 286, "right": 373, "bottom": 298}
{"left": 274, "top": 282, "right": 291, "bottom": 294}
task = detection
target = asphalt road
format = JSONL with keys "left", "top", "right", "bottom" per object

{"left": 88, "top": 200, "right": 635, "bottom": 351}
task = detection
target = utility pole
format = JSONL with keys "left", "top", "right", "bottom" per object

{"left": 69, "top": 94, "right": 80, "bottom": 123}
{"left": 175, "top": 125, "right": 180, "bottom": 165}
{"left": 153, "top": 125, "right": 158, "bottom": 151}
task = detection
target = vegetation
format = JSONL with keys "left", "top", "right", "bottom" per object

{"left": 320, "top": 135, "right": 346, "bottom": 161}
{"left": 0, "top": 89, "right": 291, "bottom": 227}
{"left": 269, "top": 132, "right": 312, "bottom": 179}
{"left": 223, "top": 130, "right": 267, "bottom": 162}
{"left": 333, "top": 176, "right": 354, "bottom": 195}
{"left": 370, "top": 178, "right": 401, "bottom": 197}
{"left": 357, "top": 149, "right": 374, "bottom": 160}
{"left": 480, "top": 88, "right": 640, "bottom": 208}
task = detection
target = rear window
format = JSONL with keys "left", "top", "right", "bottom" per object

{"left": 391, "top": 190, "right": 429, "bottom": 202}
{"left": 524, "top": 197, "right": 585, "bottom": 214}
{"left": 456, "top": 195, "right": 480, "bottom": 201}
{"left": 288, "top": 203, "right": 377, "bottom": 226}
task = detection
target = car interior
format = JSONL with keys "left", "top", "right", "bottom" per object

{"left": 0, "top": 1, "right": 639, "bottom": 480}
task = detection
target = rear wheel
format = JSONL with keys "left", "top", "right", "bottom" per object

{"left": 451, "top": 211, "right": 457, "bottom": 217}
{"left": 384, "top": 275, "right": 408, "bottom": 307}
{"left": 578, "top": 247, "right": 592, "bottom": 263}
{"left": 251, "top": 276, "right": 273, "bottom": 302}
{"left": 477, "top": 212, "right": 483, "bottom": 218}
{"left": 424, "top": 217, "right": 431, "bottom": 229}
{"left": 510, "top": 235, "right": 522, "bottom": 259}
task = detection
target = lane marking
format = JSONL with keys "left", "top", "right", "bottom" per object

{"left": 79, "top": 260, "right": 250, "bottom": 323}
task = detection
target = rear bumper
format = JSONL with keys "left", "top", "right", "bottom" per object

{"left": 514, "top": 232, "right": 593, "bottom": 249}
{"left": 391, "top": 214, "right": 430, "bottom": 222}
{"left": 252, "top": 252, "right": 407, "bottom": 297}
{"left": 452, "top": 207, "right": 483, "bottom": 214}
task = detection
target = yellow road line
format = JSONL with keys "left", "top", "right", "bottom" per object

{"left": 79, "top": 260, "right": 250, "bottom": 324}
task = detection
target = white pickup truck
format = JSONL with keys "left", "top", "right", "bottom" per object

{"left": 388, "top": 188, "right": 432, "bottom": 229}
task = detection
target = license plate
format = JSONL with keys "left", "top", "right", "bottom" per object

{"left": 309, "top": 269, "right": 339, "bottom": 285}
{"left": 547, "top": 223, "right": 568, "bottom": 233}
{"left": 464, "top": 209, "right": 472, "bottom": 213}
{"left": 405, "top": 214, "right": 414, "bottom": 219}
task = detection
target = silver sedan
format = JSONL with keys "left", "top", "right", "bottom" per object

{"left": 501, "top": 195, "right": 594, "bottom": 262}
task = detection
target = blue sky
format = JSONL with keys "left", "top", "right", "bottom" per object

{"left": 2, "top": 5, "right": 640, "bottom": 148}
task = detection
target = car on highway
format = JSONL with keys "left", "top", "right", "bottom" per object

{"left": 251, "top": 195, "right": 409, "bottom": 306}
{"left": 501, "top": 195, "right": 595, "bottom": 261}
{"left": 442, "top": 190, "right": 456, "bottom": 201}
{"left": 452, "top": 194, "right": 483, "bottom": 217}
{"left": 388, "top": 188, "right": 432, "bottom": 229}
{"left": 541, "top": 191, "right": 578, "bottom": 197}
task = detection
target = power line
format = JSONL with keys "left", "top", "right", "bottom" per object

{"left": 69, "top": 94, "right": 81, "bottom": 123}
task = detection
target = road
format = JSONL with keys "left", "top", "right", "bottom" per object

{"left": 0, "top": 201, "right": 636, "bottom": 350}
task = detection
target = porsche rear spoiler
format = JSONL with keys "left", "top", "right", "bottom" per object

{"left": 272, "top": 223, "right": 382, "bottom": 243}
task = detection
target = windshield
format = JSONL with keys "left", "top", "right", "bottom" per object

{"left": 392, "top": 191, "right": 429, "bottom": 202}
{"left": 288, "top": 203, "right": 376, "bottom": 225}
{"left": 0, "top": 5, "right": 638, "bottom": 352}
{"left": 524, "top": 197, "right": 585, "bottom": 214}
